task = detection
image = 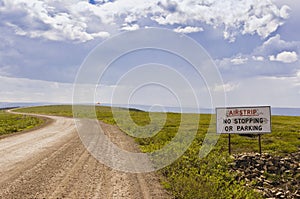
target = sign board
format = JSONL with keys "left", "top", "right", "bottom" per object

{"left": 216, "top": 106, "right": 271, "bottom": 134}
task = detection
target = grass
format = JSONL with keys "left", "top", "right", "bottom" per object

{"left": 0, "top": 110, "right": 44, "bottom": 136}
{"left": 17, "top": 105, "right": 300, "bottom": 199}
{"left": 16, "top": 105, "right": 73, "bottom": 117}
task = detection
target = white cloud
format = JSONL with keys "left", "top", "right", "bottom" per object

{"left": 1, "top": 0, "right": 299, "bottom": 108}
{"left": 225, "top": 75, "right": 300, "bottom": 107}
{"left": 0, "top": 0, "right": 290, "bottom": 42}
{"left": 230, "top": 56, "right": 248, "bottom": 65}
{"left": 252, "top": 56, "right": 264, "bottom": 61}
{"left": 121, "top": 24, "right": 140, "bottom": 31}
{"left": 254, "top": 34, "right": 299, "bottom": 56}
{"left": 214, "top": 83, "right": 238, "bottom": 92}
{"left": 0, "top": 76, "right": 73, "bottom": 103}
{"left": 173, "top": 26, "right": 204, "bottom": 34}
{"left": 216, "top": 33, "right": 300, "bottom": 80}
{"left": 5, "top": 22, "right": 27, "bottom": 36}
{"left": 269, "top": 51, "right": 298, "bottom": 63}
{"left": 4, "top": 74, "right": 300, "bottom": 108}
{"left": 91, "top": 31, "right": 110, "bottom": 38}
{"left": 280, "top": 5, "right": 291, "bottom": 19}
{"left": 0, "top": 75, "right": 119, "bottom": 104}
{"left": 1, "top": 0, "right": 110, "bottom": 42}
{"left": 217, "top": 49, "right": 299, "bottom": 81}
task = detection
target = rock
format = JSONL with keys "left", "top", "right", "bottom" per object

{"left": 263, "top": 181, "right": 271, "bottom": 187}
{"left": 245, "top": 168, "right": 251, "bottom": 174}
{"left": 275, "top": 191, "right": 283, "bottom": 196}
{"left": 256, "top": 159, "right": 264, "bottom": 164}
{"left": 263, "top": 165, "right": 268, "bottom": 171}
{"left": 280, "top": 166, "right": 286, "bottom": 172}
{"left": 228, "top": 162, "right": 236, "bottom": 167}
{"left": 285, "top": 190, "right": 290, "bottom": 195}
{"left": 267, "top": 161, "right": 274, "bottom": 166}
{"left": 230, "top": 150, "right": 300, "bottom": 199}
{"left": 284, "top": 170, "right": 291, "bottom": 174}
{"left": 270, "top": 189, "right": 277, "bottom": 194}
{"left": 267, "top": 166, "right": 277, "bottom": 173}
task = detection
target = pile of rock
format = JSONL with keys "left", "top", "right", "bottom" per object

{"left": 230, "top": 151, "right": 300, "bottom": 198}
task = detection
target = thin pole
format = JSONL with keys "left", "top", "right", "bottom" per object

{"left": 258, "top": 134, "right": 262, "bottom": 155}
{"left": 228, "top": 134, "right": 231, "bottom": 155}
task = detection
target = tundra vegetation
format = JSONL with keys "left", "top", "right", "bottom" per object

{"left": 17, "top": 105, "right": 300, "bottom": 199}
{"left": 0, "top": 110, "right": 43, "bottom": 136}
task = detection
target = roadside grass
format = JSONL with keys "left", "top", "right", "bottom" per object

{"left": 0, "top": 110, "right": 44, "bottom": 136}
{"left": 17, "top": 105, "right": 300, "bottom": 199}
{"left": 17, "top": 105, "right": 116, "bottom": 122}
{"left": 16, "top": 105, "right": 73, "bottom": 117}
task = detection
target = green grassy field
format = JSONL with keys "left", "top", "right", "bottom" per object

{"left": 0, "top": 110, "right": 44, "bottom": 136}
{"left": 17, "top": 105, "right": 300, "bottom": 199}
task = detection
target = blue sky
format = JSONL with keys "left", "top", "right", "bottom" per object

{"left": 0, "top": 0, "right": 299, "bottom": 108}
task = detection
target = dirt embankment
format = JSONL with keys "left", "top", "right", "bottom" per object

{"left": 0, "top": 114, "right": 170, "bottom": 199}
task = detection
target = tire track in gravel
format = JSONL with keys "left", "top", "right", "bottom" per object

{"left": 100, "top": 121, "right": 163, "bottom": 199}
{"left": 0, "top": 112, "right": 171, "bottom": 199}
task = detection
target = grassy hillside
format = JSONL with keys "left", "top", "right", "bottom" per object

{"left": 0, "top": 110, "right": 44, "bottom": 136}
{"left": 17, "top": 105, "right": 300, "bottom": 198}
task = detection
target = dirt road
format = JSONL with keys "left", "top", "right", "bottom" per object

{"left": 0, "top": 114, "right": 170, "bottom": 198}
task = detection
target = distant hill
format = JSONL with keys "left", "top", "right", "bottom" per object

{"left": 1, "top": 102, "right": 300, "bottom": 116}
{"left": 0, "top": 102, "right": 55, "bottom": 109}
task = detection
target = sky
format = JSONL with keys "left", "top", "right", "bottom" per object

{"left": 0, "top": 0, "right": 300, "bottom": 108}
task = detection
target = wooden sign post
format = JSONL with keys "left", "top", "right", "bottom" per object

{"left": 216, "top": 106, "right": 271, "bottom": 155}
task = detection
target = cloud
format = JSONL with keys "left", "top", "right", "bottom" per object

{"left": 0, "top": 0, "right": 299, "bottom": 109}
{"left": 240, "top": 3, "right": 291, "bottom": 40}
{"left": 0, "top": 75, "right": 119, "bottom": 104}
{"left": 217, "top": 53, "right": 299, "bottom": 81}
{"left": 269, "top": 51, "right": 298, "bottom": 63}
{"left": 224, "top": 75, "right": 300, "bottom": 107}
{"left": 0, "top": 0, "right": 290, "bottom": 42}
{"left": 0, "top": 73, "right": 212, "bottom": 108}
{"left": 1, "top": 0, "right": 110, "bottom": 42}
{"left": 254, "top": 34, "right": 299, "bottom": 56}
{"left": 157, "top": 0, "right": 178, "bottom": 13}
{"left": 0, "top": 25, "right": 88, "bottom": 83}
{"left": 216, "top": 33, "right": 300, "bottom": 80}
{"left": 121, "top": 24, "right": 140, "bottom": 31}
{"left": 280, "top": 5, "right": 291, "bottom": 19}
{"left": 252, "top": 56, "right": 264, "bottom": 61}
{"left": 154, "top": 0, "right": 290, "bottom": 41}
{"left": 173, "top": 26, "right": 204, "bottom": 34}
{"left": 230, "top": 56, "right": 248, "bottom": 65}
{"left": 0, "top": 76, "right": 73, "bottom": 103}
{"left": 214, "top": 82, "right": 239, "bottom": 92}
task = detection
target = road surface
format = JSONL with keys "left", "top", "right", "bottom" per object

{"left": 0, "top": 113, "right": 170, "bottom": 198}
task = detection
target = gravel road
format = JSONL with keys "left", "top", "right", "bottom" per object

{"left": 0, "top": 113, "right": 170, "bottom": 198}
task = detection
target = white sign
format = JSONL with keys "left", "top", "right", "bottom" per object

{"left": 216, "top": 106, "right": 271, "bottom": 134}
